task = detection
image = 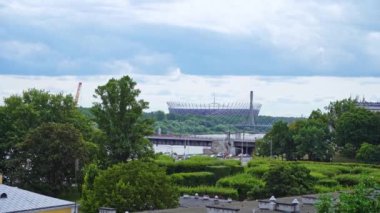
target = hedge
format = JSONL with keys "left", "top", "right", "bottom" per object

{"left": 178, "top": 186, "right": 238, "bottom": 200}
{"left": 335, "top": 174, "right": 360, "bottom": 186}
{"left": 317, "top": 178, "right": 338, "bottom": 187}
{"left": 246, "top": 165, "right": 269, "bottom": 178}
{"left": 216, "top": 174, "right": 264, "bottom": 200}
{"left": 205, "top": 166, "right": 231, "bottom": 181}
{"left": 171, "top": 172, "right": 215, "bottom": 186}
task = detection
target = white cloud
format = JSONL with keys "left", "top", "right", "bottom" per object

{"left": 1, "top": 73, "right": 380, "bottom": 117}
{"left": 0, "top": 40, "right": 50, "bottom": 59}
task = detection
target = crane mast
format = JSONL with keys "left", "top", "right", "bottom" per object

{"left": 74, "top": 82, "right": 82, "bottom": 106}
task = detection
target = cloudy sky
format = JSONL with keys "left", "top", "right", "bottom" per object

{"left": 1, "top": 0, "right": 380, "bottom": 116}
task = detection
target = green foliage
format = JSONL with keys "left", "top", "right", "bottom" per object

{"left": 171, "top": 172, "right": 215, "bottom": 186}
{"left": 318, "top": 179, "right": 339, "bottom": 187}
{"left": 316, "top": 194, "right": 335, "bottom": 213}
{"left": 0, "top": 89, "right": 92, "bottom": 184}
{"left": 92, "top": 76, "right": 154, "bottom": 164}
{"left": 292, "top": 119, "right": 334, "bottom": 161}
{"left": 147, "top": 111, "right": 299, "bottom": 135}
{"left": 178, "top": 186, "right": 238, "bottom": 200}
{"left": 246, "top": 165, "right": 269, "bottom": 178}
{"left": 205, "top": 166, "right": 231, "bottom": 181}
{"left": 337, "top": 183, "right": 380, "bottom": 213}
{"left": 335, "top": 174, "right": 360, "bottom": 186}
{"left": 81, "top": 161, "right": 178, "bottom": 213}
{"left": 156, "top": 156, "right": 241, "bottom": 175}
{"left": 216, "top": 173, "right": 264, "bottom": 200}
{"left": 263, "top": 164, "right": 315, "bottom": 197}
{"left": 356, "top": 143, "right": 380, "bottom": 164}
{"left": 266, "top": 121, "right": 295, "bottom": 160}
{"left": 335, "top": 108, "right": 380, "bottom": 158}
{"left": 16, "top": 122, "right": 90, "bottom": 196}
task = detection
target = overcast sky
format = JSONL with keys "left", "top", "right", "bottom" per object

{"left": 1, "top": 0, "right": 380, "bottom": 116}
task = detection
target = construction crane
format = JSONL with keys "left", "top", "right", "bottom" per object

{"left": 74, "top": 82, "right": 82, "bottom": 106}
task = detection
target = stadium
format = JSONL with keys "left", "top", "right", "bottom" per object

{"left": 167, "top": 91, "right": 261, "bottom": 125}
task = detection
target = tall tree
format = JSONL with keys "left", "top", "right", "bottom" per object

{"left": 292, "top": 119, "right": 334, "bottom": 161}
{"left": 92, "top": 76, "right": 154, "bottom": 164}
{"left": 265, "top": 121, "right": 295, "bottom": 160}
{"left": 16, "top": 123, "right": 89, "bottom": 196}
{"left": 0, "top": 89, "right": 92, "bottom": 184}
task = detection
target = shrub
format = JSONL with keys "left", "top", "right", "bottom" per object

{"left": 310, "top": 172, "right": 327, "bottom": 180}
{"left": 230, "top": 165, "right": 244, "bottom": 175}
{"left": 171, "top": 172, "right": 215, "bottom": 186}
{"left": 178, "top": 186, "right": 238, "bottom": 200}
{"left": 205, "top": 166, "right": 231, "bottom": 181}
{"left": 317, "top": 179, "right": 338, "bottom": 187}
{"left": 263, "top": 164, "right": 315, "bottom": 197}
{"left": 80, "top": 161, "right": 178, "bottom": 213}
{"left": 335, "top": 174, "right": 360, "bottom": 186}
{"left": 217, "top": 174, "right": 264, "bottom": 200}
{"left": 246, "top": 165, "right": 269, "bottom": 178}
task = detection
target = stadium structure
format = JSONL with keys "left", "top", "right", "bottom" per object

{"left": 357, "top": 101, "right": 380, "bottom": 113}
{"left": 167, "top": 91, "right": 261, "bottom": 126}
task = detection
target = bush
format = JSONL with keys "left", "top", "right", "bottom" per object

{"left": 246, "top": 165, "right": 269, "bottom": 178}
{"left": 217, "top": 174, "right": 264, "bottom": 201}
{"left": 230, "top": 165, "right": 244, "bottom": 175}
{"left": 205, "top": 166, "right": 231, "bottom": 181}
{"left": 335, "top": 174, "right": 360, "bottom": 186}
{"left": 80, "top": 161, "right": 178, "bottom": 213}
{"left": 263, "top": 164, "right": 315, "bottom": 197}
{"left": 317, "top": 179, "right": 338, "bottom": 187}
{"left": 310, "top": 172, "right": 327, "bottom": 180}
{"left": 178, "top": 186, "right": 238, "bottom": 200}
{"left": 171, "top": 172, "right": 215, "bottom": 186}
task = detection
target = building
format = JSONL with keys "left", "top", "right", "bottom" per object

{"left": 357, "top": 101, "right": 380, "bottom": 112}
{"left": 0, "top": 183, "right": 78, "bottom": 213}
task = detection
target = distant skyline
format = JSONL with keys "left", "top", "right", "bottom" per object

{"left": 1, "top": 1, "right": 380, "bottom": 116}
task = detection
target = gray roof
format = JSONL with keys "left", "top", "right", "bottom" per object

{"left": 0, "top": 184, "right": 76, "bottom": 213}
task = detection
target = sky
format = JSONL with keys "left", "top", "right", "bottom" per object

{"left": 0, "top": 0, "right": 380, "bottom": 116}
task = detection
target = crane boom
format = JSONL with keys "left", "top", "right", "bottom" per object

{"left": 74, "top": 82, "right": 82, "bottom": 106}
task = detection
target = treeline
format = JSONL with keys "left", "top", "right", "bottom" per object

{"left": 144, "top": 112, "right": 299, "bottom": 134}
{"left": 256, "top": 99, "right": 380, "bottom": 163}
{"left": 0, "top": 76, "right": 179, "bottom": 212}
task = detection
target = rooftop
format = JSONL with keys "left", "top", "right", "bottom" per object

{"left": 0, "top": 184, "right": 76, "bottom": 213}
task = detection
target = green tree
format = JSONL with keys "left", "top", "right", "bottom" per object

{"left": 292, "top": 119, "right": 334, "bottom": 161}
{"left": 356, "top": 143, "right": 380, "bottom": 164}
{"left": 325, "top": 98, "right": 357, "bottom": 130}
{"left": 16, "top": 123, "right": 90, "bottom": 196}
{"left": 0, "top": 89, "right": 92, "bottom": 184}
{"left": 92, "top": 76, "right": 154, "bottom": 164}
{"left": 335, "top": 108, "right": 380, "bottom": 157}
{"left": 265, "top": 121, "right": 295, "bottom": 160}
{"left": 263, "top": 164, "right": 315, "bottom": 197}
{"left": 81, "top": 161, "right": 179, "bottom": 212}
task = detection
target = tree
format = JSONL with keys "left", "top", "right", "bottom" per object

{"left": 265, "top": 121, "right": 295, "bottom": 160}
{"left": 80, "top": 161, "right": 179, "bottom": 212}
{"left": 335, "top": 108, "right": 380, "bottom": 157}
{"left": 92, "top": 76, "right": 154, "bottom": 164}
{"left": 292, "top": 119, "right": 334, "bottom": 161}
{"left": 356, "top": 143, "right": 380, "bottom": 164}
{"left": 0, "top": 89, "right": 92, "bottom": 184}
{"left": 263, "top": 164, "right": 315, "bottom": 197}
{"left": 16, "top": 123, "right": 90, "bottom": 196}
{"left": 325, "top": 98, "right": 358, "bottom": 130}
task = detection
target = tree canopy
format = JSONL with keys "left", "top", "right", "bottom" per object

{"left": 0, "top": 89, "right": 92, "bottom": 184}
{"left": 92, "top": 76, "right": 154, "bottom": 165}
{"left": 16, "top": 123, "right": 90, "bottom": 196}
{"left": 81, "top": 161, "right": 179, "bottom": 212}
